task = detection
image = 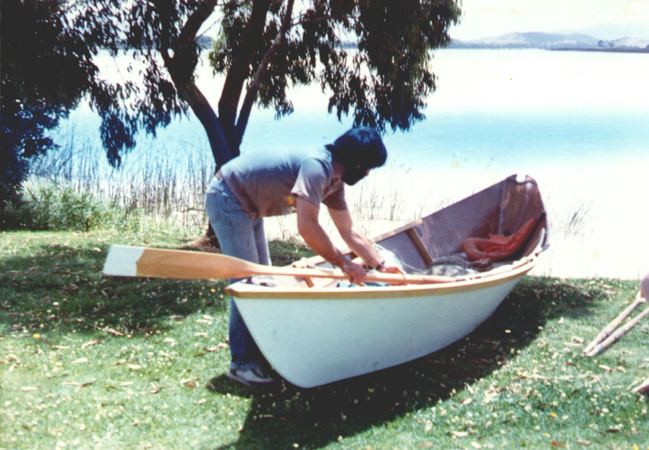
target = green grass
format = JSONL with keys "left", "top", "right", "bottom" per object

{"left": 1, "top": 230, "right": 648, "bottom": 449}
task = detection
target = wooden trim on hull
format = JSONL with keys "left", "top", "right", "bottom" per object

{"left": 227, "top": 257, "right": 537, "bottom": 300}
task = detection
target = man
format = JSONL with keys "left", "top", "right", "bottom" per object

{"left": 205, "top": 126, "right": 399, "bottom": 387}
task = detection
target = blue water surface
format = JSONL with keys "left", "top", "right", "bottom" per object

{"left": 51, "top": 50, "right": 649, "bottom": 175}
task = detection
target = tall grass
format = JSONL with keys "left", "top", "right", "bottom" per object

{"left": 27, "top": 135, "right": 214, "bottom": 232}
{"left": 23, "top": 135, "right": 432, "bottom": 237}
{"left": 19, "top": 131, "right": 595, "bottom": 250}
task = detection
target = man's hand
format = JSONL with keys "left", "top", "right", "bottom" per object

{"left": 357, "top": 257, "right": 404, "bottom": 275}
{"left": 377, "top": 265, "right": 404, "bottom": 274}
{"left": 328, "top": 208, "right": 405, "bottom": 277}
{"left": 340, "top": 258, "right": 368, "bottom": 285}
{"left": 296, "top": 197, "right": 366, "bottom": 283}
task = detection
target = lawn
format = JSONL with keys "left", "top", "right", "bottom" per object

{"left": 1, "top": 229, "right": 648, "bottom": 449}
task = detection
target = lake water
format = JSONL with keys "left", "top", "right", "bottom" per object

{"left": 53, "top": 49, "right": 649, "bottom": 279}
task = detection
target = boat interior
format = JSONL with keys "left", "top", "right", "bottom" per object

{"left": 245, "top": 174, "right": 548, "bottom": 290}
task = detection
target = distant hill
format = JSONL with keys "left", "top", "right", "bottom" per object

{"left": 602, "top": 37, "right": 649, "bottom": 50}
{"left": 128, "top": 33, "right": 648, "bottom": 53}
{"left": 450, "top": 32, "right": 649, "bottom": 52}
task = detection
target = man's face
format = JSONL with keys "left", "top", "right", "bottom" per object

{"left": 343, "top": 164, "right": 371, "bottom": 185}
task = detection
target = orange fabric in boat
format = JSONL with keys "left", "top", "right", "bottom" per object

{"left": 462, "top": 217, "right": 539, "bottom": 263}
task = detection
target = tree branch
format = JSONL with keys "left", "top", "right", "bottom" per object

{"left": 291, "top": 13, "right": 343, "bottom": 28}
{"left": 177, "top": 0, "right": 218, "bottom": 46}
{"left": 218, "top": 0, "right": 271, "bottom": 151}
{"left": 181, "top": 83, "right": 234, "bottom": 168}
{"left": 235, "top": 0, "right": 295, "bottom": 147}
{"left": 158, "top": 0, "right": 235, "bottom": 168}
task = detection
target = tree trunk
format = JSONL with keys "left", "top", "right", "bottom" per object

{"left": 163, "top": 0, "right": 273, "bottom": 252}
{"left": 160, "top": 61, "right": 229, "bottom": 250}
{"left": 176, "top": 82, "right": 229, "bottom": 252}
{"left": 218, "top": 0, "right": 271, "bottom": 153}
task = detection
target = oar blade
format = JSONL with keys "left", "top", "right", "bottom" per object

{"left": 103, "top": 245, "right": 258, "bottom": 280}
{"left": 103, "top": 245, "right": 145, "bottom": 277}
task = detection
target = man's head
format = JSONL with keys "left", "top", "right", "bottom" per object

{"left": 326, "top": 127, "right": 387, "bottom": 185}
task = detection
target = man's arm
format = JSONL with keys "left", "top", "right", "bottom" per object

{"left": 327, "top": 206, "right": 385, "bottom": 269}
{"left": 295, "top": 197, "right": 367, "bottom": 284}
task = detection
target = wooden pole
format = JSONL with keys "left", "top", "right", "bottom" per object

{"left": 584, "top": 293, "right": 645, "bottom": 354}
{"left": 586, "top": 302, "right": 649, "bottom": 356}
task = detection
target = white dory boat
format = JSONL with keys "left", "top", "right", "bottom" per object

{"left": 104, "top": 175, "right": 548, "bottom": 388}
{"left": 227, "top": 174, "right": 548, "bottom": 387}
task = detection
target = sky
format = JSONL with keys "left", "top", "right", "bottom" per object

{"left": 198, "top": 1, "right": 649, "bottom": 42}
{"left": 449, "top": 0, "right": 649, "bottom": 40}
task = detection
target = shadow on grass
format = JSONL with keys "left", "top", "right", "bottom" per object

{"left": 0, "top": 238, "right": 313, "bottom": 335}
{"left": 209, "top": 277, "right": 612, "bottom": 449}
{"left": 0, "top": 241, "right": 313, "bottom": 333}
{"left": 0, "top": 243, "right": 226, "bottom": 334}
{"left": 1, "top": 239, "right": 625, "bottom": 448}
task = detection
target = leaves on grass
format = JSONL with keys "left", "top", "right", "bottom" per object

{"left": 181, "top": 379, "right": 198, "bottom": 388}
{"left": 3, "top": 236, "right": 648, "bottom": 448}
{"left": 205, "top": 342, "right": 228, "bottom": 352}
{"left": 104, "top": 327, "right": 124, "bottom": 337}
{"left": 81, "top": 339, "right": 100, "bottom": 348}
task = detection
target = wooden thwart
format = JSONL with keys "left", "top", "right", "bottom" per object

{"left": 406, "top": 227, "right": 434, "bottom": 267}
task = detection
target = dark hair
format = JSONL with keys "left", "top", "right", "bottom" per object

{"left": 326, "top": 127, "right": 387, "bottom": 185}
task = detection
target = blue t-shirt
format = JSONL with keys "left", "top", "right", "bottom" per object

{"left": 220, "top": 148, "right": 347, "bottom": 218}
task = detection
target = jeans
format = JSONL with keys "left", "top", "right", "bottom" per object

{"left": 205, "top": 177, "right": 271, "bottom": 370}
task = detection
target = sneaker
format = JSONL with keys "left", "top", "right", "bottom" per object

{"left": 227, "top": 365, "right": 275, "bottom": 387}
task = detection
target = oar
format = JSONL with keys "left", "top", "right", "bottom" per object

{"left": 586, "top": 299, "right": 649, "bottom": 356}
{"left": 102, "top": 245, "right": 454, "bottom": 285}
{"left": 584, "top": 292, "right": 646, "bottom": 354}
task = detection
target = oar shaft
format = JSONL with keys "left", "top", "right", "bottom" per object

{"left": 587, "top": 304, "right": 649, "bottom": 356}
{"left": 584, "top": 293, "right": 644, "bottom": 354}
{"left": 104, "top": 245, "right": 454, "bottom": 284}
{"left": 248, "top": 266, "right": 453, "bottom": 284}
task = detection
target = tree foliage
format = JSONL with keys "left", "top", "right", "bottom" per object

{"left": 68, "top": 0, "right": 461, "bottom": 169}
{"left": 0, "top": 0, "right": 97, "bottom": 202}
{"left": 1, "top": 0, "right": 460, "bottom": 205}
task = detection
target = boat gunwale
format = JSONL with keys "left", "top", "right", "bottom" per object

{"left": 226, "top": 255, "right": 538, "bottom": 300}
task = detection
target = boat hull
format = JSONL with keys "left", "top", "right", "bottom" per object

{"left": 232, "top": 268, "right": 528, "bottom": 388}
{"left": 229, "top": 175, "right": 547, "bottom": 387}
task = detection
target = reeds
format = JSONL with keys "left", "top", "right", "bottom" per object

{"left": 28, "top": 134, "right": 214, "bottom": 232}
{"left": 26, "top": 135, "right": 432, "bottom": 237}
{"left": 25, "top": 131, "right": 593, "bottom": 249}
